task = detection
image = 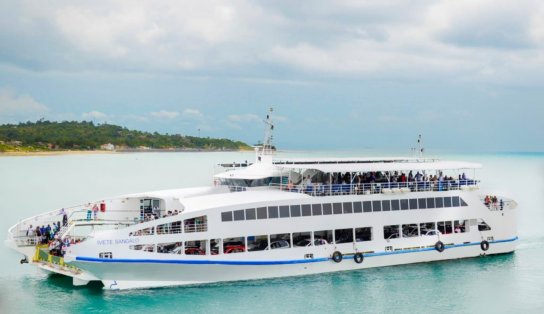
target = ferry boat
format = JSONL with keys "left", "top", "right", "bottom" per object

{"left": 5, "top": 109, "right": 518, "bottom": 290}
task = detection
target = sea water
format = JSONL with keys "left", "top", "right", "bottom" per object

{"left": 0, "top": 151, "right": 543, "bottom": 313}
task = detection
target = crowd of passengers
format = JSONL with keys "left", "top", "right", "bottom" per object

{"left": 25, "top": 209, "right": 80, "bottom": 257}
{"left": 143, "top": 208, "right": 180, "bottom": 222}
{"left": 285, "top": 171, "right": 471, "bottom": 192}
{"left": 484, "top": 195, "right": 504, "bottom": 210}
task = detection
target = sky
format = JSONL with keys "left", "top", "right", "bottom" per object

{"left": 0, "top": 0, "right": 543, "bottom": 152}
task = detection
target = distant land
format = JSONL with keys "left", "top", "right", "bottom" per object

{"left": 0, "top": 120, "right": 251, "bottom": 153}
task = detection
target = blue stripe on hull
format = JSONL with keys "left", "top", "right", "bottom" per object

{"left": 74, "top": 236, "right": 518, "bottom": 265}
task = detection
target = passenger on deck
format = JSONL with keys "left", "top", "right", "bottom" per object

{"left": 305, "top": 176, "right": 313, "bottom": 189}
{"left": 415, "top": 172, "right": 422, "bottom": 181}
{"left": 287, "top": 180, "right": 294, "bottom": 190}
{"left": 92, "top": 203, "right": 99, "bottom": 220}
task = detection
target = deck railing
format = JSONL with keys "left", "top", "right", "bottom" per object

{"left": 266, "top": 179, "right": 479, "bottom": 196}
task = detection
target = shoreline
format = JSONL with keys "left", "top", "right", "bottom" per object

{"left": 0, "top": 148, "right": 252, "bottom": 157}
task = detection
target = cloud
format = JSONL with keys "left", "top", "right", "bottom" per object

{"left": 228, "top": 113, "right": 260, "bottom": 123}
{"left": 182, "top": 108, "right": 203, "bottom": 119}
{"left": 0, "top": 88, "right": 48, "bottom": 114}
{"left": 150, "top": 110, "right": 179, "bottom": 119}
{"left": 82, "top": 110, "right": 109, "bottom": 120}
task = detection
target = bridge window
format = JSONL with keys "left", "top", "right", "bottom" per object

{"left": 435, "top": 197, "right": 444, "bottom": 208}
{"left": 247, "top": 235, "right": 268, "bottom": 251}
{"left": 427, "top": 198, "right": 435, "bottom": 208}
{"left": 382, "top": 200, "right": 391, "bottom": 211}
{"left": 400, "top": 199, "right": 409, "bottom": 210}
{"left": 452, "top": 196, "right": 460, "bottom": 207}
{"left": 280, "top": 205, "right": 290, "bottom": 218}
{"left": 372, "top": 200, "right": 382, "bottom": 212}
{"left": 391, "top": 199, "right": 400, "bottom": 211}
{"left": 343, "top": 202, "right": 353, "bottom": 214}
{"left": 323, "top": 203, "right": 333, "bottom": 215}
{"left": 444, "top": 197, "right": 452, "bottom": 207}
{"left": 461, "top": 198, "right": 468, "bottom": 206}
{"left": 245, "top": 208, "right": 256, "bottom": 220}
{"left": 268, "top": 206, "right": 279, "bottom": 219}
{"left": 257, "top": 207, "right": 267, "bottom": 219}
{"left": 409, "top": 198, "right": 418, "bottom": 210}
{"left": 312, "top": 204, "right": 322, "bottom": 215}
{"left": 233, "top": 209, "right": 245, "bottom": 221}
{"left": 302, "top": 204, "right": 312, "bottom": 216}
{"left": 363, "top": 201, "right": 372, "bottom": 212}
{"left": 333, "top": 203, "right": 343, "bottom": 214}
{"left": 355, "top": 227, "right": 372, "bottom": 241}
{"left": 290, "top": 205, "right": 301, "bottom": 217}
{"left": 221, "top": 211, "right": 233, "bottom": 222}
{"left": 418, "top": 198, "right": 427, "bottom": 209}
{"left": 353, "top": 202, "right": 363, "bottom": 213}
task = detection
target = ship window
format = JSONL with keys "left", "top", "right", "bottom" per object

{"left": 372, "top": 200, "right": 381, "bottom": 212}
{"left": 233, "top": 210, "right": 245, "bottom": 221}
{"left": 322, "top": 203, "right": 333, "bottom": 215}
{"left": 408, "top": 198, "right": 418, "bottom": 210}
{"left": 355, "top": 227, "right": 372, "bottom": 242}
{"left": 444, "top": 197, "right": 452, "bottom": 207}
{"left": 157, "top": 221, "right": 182, "bottom": 234}
{"left": 383, "top": 225, "right": 400, "bottom": 240}
{"left": 312, "top": 204, "right": 322, "bottom": 216}
{"left": 210, "top": 238, "right": 220, "bottom": 255}
{"left": 391, "top": 199, "right": 400, "bottom": 211}
{"left": 293, "top": 232, "right": 312, "bottom": 247}
{"left": 454, "top": 220, "right": 467, "bottom": 233}
{"left": 363, "top": 201, "right": 372, "bottom": 212}
{"left": 302, "top": 204, "right": 312, "bottom": 216}
{"left": 290, "top": 205, "right": 301, "bottom": 217}
{"left": 245, "top": 208, "right": 256, "bottom": 220}
{"left": 437, "top": 221, "right": 446, "bottom": 234}
{"left": 247, "top": 235, "right": 268, "bottom": 251}
{"left": 269, "top": 233, "right": 290, "bottom": 249}
{"left": 268, "top": 206, "right": 279, "bottom": 219}
{"left": 157, "top": 242, "right": 183, "bottom": 254}
{"left": 435, "top": 197, "right": 443, "bottom": 208}
{"left": 343, "top": 202, "right": 353, "bottom": 214}
{"left": 314, "top": 230, "right": 333, "bottom": 245}
{"left": 333, "top": 203, "right": 343, "bottom": 214}
{"left": 460, "top": 198, "right": 468, "bottom": 206}
{"left": 221, "top": 211, "right": 233, "bottom": 222}
{"left": 452, "top": 196, "right": 460, "bottom": 207}
{"left": 223, "top": 237, "right": 245, "bottom": 254}
{"left": 400, "top": 199, "right": 409, "bottom": 210}
{"left": 418, "top": 198, "right": 427, "bottom": 209}
{"left": 279, "top": 205, "right": 290, "bottom": 218}
{"left": 184, "top": 240, "right": 207, "bottom": 255}
{"left": 427, "top": 198, "right": 435, "bottom": 208}
{"left": 478, "top": 219, "right": 491, "bottom": 231}
{"left": 353, "top": 202, "right": 363, "bottom": 213}
{"left": 382, "top": 200, "right": 391, "bottom": 211}
{"left": 420, "top": 222, "right": 436, "bottom": 235}
{"left": 257, "top": 207, "right": 267, "bottom": 219}
{"left": 335, "top": 228, "right": 354, "bottom": 243}
{"left": 99, "top": 252, "right": 113, "bottom": 259}
{"left": 129, "top": 244, "right": 154, "bottom": 252}
{"left": 184, "top": 216, "right": 207, "bottom": 233}
{"left": 129, "top": 226, "right": 154, "bottom": 236}
{"left": 445, "top": 221, "right": 453, "bottom": 234}
{"left": 402, "top": 224, "right": 419, "bottom": 237}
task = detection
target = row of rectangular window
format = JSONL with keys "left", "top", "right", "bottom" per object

{"left": 221, "top": 196, "right": 468, "bottom": 222}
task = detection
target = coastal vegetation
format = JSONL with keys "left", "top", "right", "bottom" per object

{"left": 0, "top": 120, "right": 251, "bottom": 152}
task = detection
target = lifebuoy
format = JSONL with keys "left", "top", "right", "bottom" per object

{"left": 480, "top": 240, "right": 489, "bottom": 251}
{"left": 332, "top": 251, "right": 343, "bottom": 263}
{"left": 435, "top": 241, "right": 445, "bottom": 252}
{"left": 353, "top": 252, "right": 364, "bottom": 264}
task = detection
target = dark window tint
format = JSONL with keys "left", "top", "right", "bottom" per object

{"left": 409, "top": 199, "right": 418, "bottom": 210}
{"left": 460, "top": 198, "right": 468, "bottom": 206}
{"left": 268, "top": 206, "right": 279, "bottom": 218}
{"left": 322, "top": 203, "right": 333, "bottom": 215}
{"left": 245, "top": 208, "right": 256, "bottom": 220}
{"left": 426, "top": 198, "right": 435, "bottom": 209}
{"left": 221, "top": 211, "right": 233, "bottom": 222}
{"left": 343, "top": 202, "right": 353, "bottom": 214}
{"left": 452, "top": 196, "right": 460, "bottom": 207}
{"left": 279, "top": 205, "right": 290, "bottom": 218}
{"left": 353, "top": 202, "right": 362, "bottom": 213}
{"left": 372, "top": 200, "right": 382, "bottom": 212}
{"left": 233, "top": 209, "right": 245, "bottom": 221}
{"left": 400, "top": 199, "right": 409, "bottom": 210}
{"left": 335, "top": 228, "right": 354, "bottom": 244}
{"left": 382, "top": 200, "right": 391, "bottom": 211}
{"left": 444, "top": 197, "right": 452, "bottom": 207}
{"left": 435, "top": 197, "right": 444, "bottom": 208}
{"left": 333, "top": 203, "right": 343, "bottom": 214}
{"left": 391, "top": 199, "right": 400, "bottom": 211}
{"left": 302, "top": 204, "right": 312, "bottom": 216}
{"left": 418, "top": 198, "right": 427, "bottom": 209}
{"left": 363, "top": 201, "right": 372, "bottom": 212}
{"left": 312, "top": 204, "right": 322, "bottom": 216}
{"left": 257, "top": 207, "right": 267, "bottom": 219}
{"left": 290, "top": 205, "right": 301, "bottom": 217}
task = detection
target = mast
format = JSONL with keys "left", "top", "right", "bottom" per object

{"left": 262, "top": 107, "right": 274, "bottom": 155}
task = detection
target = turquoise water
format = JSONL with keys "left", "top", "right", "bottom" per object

{"left": 1, "top": 151, "right": 543, "bottom": 313}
